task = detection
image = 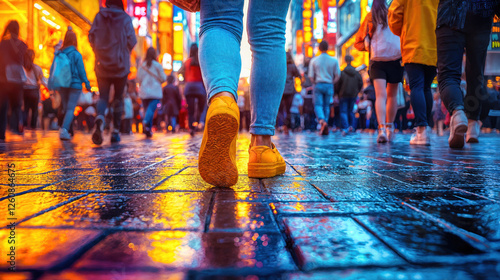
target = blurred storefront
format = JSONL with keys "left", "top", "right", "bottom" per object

{"left": 0, "top": 0, "right": 99, "bottom": 86}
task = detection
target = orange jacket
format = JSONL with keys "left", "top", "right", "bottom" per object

{"left": 388, "top": 0, "right": 439, "bottom": 66}
{"left": 354, "top": 13, "right": 375, "bottom": 52}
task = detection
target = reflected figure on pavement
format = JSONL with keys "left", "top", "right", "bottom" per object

{"left": 197, "top": 0, "right": 291, "bottom": 187}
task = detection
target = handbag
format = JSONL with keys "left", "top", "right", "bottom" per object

{"left": 396, "top": 83, "right": 406, "bottom": 109}
{"left": 167, "top": 0, "right": 200, "bottom": 13}
{"left": 6, "top": 64, "right": 27, "bottom": 84}
{"left": 142, "top": 65, "right": 164, "bottom": 85}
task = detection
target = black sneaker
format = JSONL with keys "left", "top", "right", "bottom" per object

{"left": 111, "top": 132, "right": 121, "bottom": 143}
{"left": 92, "top": 119, "right": 103, "bottom": 145}
{"left": 144, "top": 127, "right": 153, "bottom": 138}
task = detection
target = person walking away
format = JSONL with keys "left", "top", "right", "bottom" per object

{"left": 434, "top": 0, "right": 499, "bottom": 148}
{"left": 89, "top": 0, "right": 137, "bottom": 144}
{"left": 162, "top": 75, "right": 182, "bottom": 133}
{"left": 355, "top": 0, "right": 403, "bottom": 143}
{"left": 337, "top": 55, "right": 363, "bottom": 134}
{"left": 55, "top": 28, "right": 91, "bottom": 140}
{"left": 289, "top": 91, "right": 304, "bottom": 131}
{"left": 356, "top": 92, "right": 373, "bottom": 130}
{"left": 136, "top": 47, "right": 166, "bottom": 138}
{"left": 121, "top": 90, "right": 133, "bottom": 134}
{"left": 23, "top": 49, "right": 46, "bottom": 130}
{"left": 196, "top": 0, "right": 291, "bottom": 187}
{"left": 179, "top": 44, "right": 206, "bottom": 136}
{"left": 0, "top": 21, "right": 27, "bottom": 141}
{"left": 389, "top": 0, "right": 439, "bottom": 146}
{"left": 279, "top": 51, "right": 301, "bottom": 135}
{"left": 432, "top": 91, "right": 446, "bottom": 136}
{"left": 308, "top": 40, "right": 341, "bottom": 135}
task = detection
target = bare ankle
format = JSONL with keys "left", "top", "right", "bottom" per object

{"left": 251, "top": 135, "right": 272, "bottom": 148}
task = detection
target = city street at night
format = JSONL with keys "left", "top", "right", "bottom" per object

{"left": 1, "top": 131, "right": 499, "bottom": 279}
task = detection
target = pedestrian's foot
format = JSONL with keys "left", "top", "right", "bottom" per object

{"left": 410, "top": 126, "right": 430, "bottom": 146}
{"left": 319, "top": 121, "right": 329, "bottom": 135}
{"left": 59, "top": 128, "right": 71, "bottom": 140}
{"left": 144, "top": 126, "right": 153, "bottom": 138}
{"left": 386, "top": 123, "right": 395, "bottom": 142}
{"left": 377, "top": 125, "right": 388, "bottom": 143}
{"left": 248, "top": 143, "right": 286, "bottom": 178}
{"left": 111, "top": 131, "right": 121, "bottom": 143}
{"left": 190, "top": 129, "right": 195, "bottom": 137}
{"left": 92, "top": 119, "right": 104, "bottom": 145}
{"left": 198, "top": 96, "right": 240, "bottom": 187}
{"left": 449, "top": 110, "right": 468, "bottom": 149}
{"left": 466, "top": 119, "right": 480, "bottom": 143}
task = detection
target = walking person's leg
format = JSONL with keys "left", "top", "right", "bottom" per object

{"left": 30, "top": 91, "right": 40, "bottom": 129}
{"left": 348, "top": 97, "right": 356, "bottom": 130}
{"left": 143, "top": 99, "right": 159, "bottom": 138}
{"left": 0, "top": 83, "right": 10, "bottom": 140}
{"left": 464, "top": 15, "right": 493, "bottom": 143}
{"left": 110, "top": 76, "right": 127, "bottom": 143}
{"left": 407, "top": 63, "right": 431, "bottom": 145}
{"left": 373, "top": 79, "right": 388, "bottom": 142}
{"left": 386, "top": 83, "right": 399, "bottom": 140}
{"left": 93, "top": 77, "right": 112, "bottom": 144}
{"left": 60, "top": 89, "right": 81, "bottom": 140}
{"left": 339, "top": 97, "right": 349, "bottom": 132}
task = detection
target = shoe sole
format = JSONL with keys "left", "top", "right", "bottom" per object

{"left": 449, "top": 124, "right": 467, "bottom": 149}
{"left": 198, "top": 113, "right": 239, "bottom": 187}
{"left": 466, "top": 137, "right": 479, "bottom": 143}
{"left": 92, "top": 126, "right": 103, "bottom": 145}
{"left": 248, "top": 162, "right": 286, "bottom": 178}
{"left": 377, "top": 136, "right": 388, "bottom": 143}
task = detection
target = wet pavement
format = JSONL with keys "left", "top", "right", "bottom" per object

{"left": 0, "top": 130, "right": 500, "bottom": 279}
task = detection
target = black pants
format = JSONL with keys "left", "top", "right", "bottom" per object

{"left": 96, "top": 76, "right": 128, "bottom": 130}
{"left": 0, "top": 83, "right": 23, "bottom": 139}
{"left": 23, "top": 88, "right": 40, "bottom": 129}
{"left": 437, "top": 13, "right": 493, "bottom": 120}
{"left": 186, "top": 94, "right": 206, "bottom": 130}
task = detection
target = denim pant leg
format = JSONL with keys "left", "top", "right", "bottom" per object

{"left": 248, "top": 0, "right": 290, "bottom": 135}
{"left": 199, "top": 0, "right": 244, "bottom": 101}
{"left": 323, "top": 85, "right": 333, "bottom": 123}
{"left": 348, "top": 98, "right": 356, "bottom": 128}
{"left": 143, "top": 99, "right": 159, "bottom": 128}
{"left": 407, "top": 63, "right": 437, "bottom": 127}
{"left": 436, "top": 26, "right": 466, "bottom": 115}
{"left": 340, "top": 98, "right": 349, "bottom": 129}
{"left": 62, "top": 88, "right": 81, "bottom": 130}
{"left": 314, "top": 84, "right": 326, "bottom": 122}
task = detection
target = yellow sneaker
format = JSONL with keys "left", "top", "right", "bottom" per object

{"left": 248, "top": 143, "right": 286, "bottom": 178}
{"left": 198, "top": 96, "right": 240, "bottom": 187}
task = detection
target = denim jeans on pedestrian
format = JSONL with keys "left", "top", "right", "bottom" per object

{"left": 405, "top": 63, "right": 436, "bottom": 127}
{"left": 142, "top": 99, "right": 160, "bottom": 129}
{"left": 313, "top": 83, "right": 333, "bottom": 122}
{"left": 96, "top": 76, "right": 128, "bottom": 130}
{"left": 199, "top": 0, "right": 291, "bottom": 135}
{"left": 340, "top": 97, "right": 356, "bottom": 130}
{"left": 437, "top": 12, "right": 493, "bottom": 120}
{"left": 60, "top": 87, "right": 81, "bottom": 131}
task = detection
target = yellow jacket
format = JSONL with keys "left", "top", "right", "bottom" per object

{"left": 388, "top": 0, "right": 439, "bottom": 66}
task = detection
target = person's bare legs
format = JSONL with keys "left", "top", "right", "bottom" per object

{"left": 373, "top": 79, "right": 387, "bottom": 126}
{"left": 386, "top": 83, "right": 399, "bottom": 124}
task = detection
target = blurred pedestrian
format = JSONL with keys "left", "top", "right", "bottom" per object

{"left": 356, "top": 92, "right": 373, "bottom": 130}
{"left": 435, "top": 0, "right": 499, "bottom": 148}
{"left": 89, "top": 0, "right": 137, "bottom": 144}
{"left": 0, "top": 20, "right": 27, "bottom": 141}
{"left": 279, "top": 51, "right": 301, "bottom": 135}
{"left": 433, "top": 91, "right": 446, "bottom": 136}
{"left": 389, "top": 0, "right": 438, "bottom": 146}
{"left": 179, "top": 44, "right": 206, "bottom": 136}
{"left": 355, "top": 0, "right": 403, "bottom": 143}
{"left": 56, "top": 27, "right": 91, "bottom": 140}
{"left": 308, "top": 40, "right": 341, "bottom": 135}
{"left": 289, "top": 91, "right": 304, "bottom": 131}
{"left": 162, "top": 75, "right": 182, "bottom": 133}
{"left": 137, "top": 47, "right": 166, "bottom": 138}
{"left": 337, "top": 55, "right": 363, "bottom": 134}
{"left": 197, "top": 0, "right": 291, "bottom": 187}
{"left": 23, "top": 49, "right": 46, "bottom": 130}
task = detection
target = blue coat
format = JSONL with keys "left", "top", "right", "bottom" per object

{"left": 60, "top": 46, "right": 90, "bottom": 90}
{"left": 89, "top": 7, "right": 137, "bottom": 78}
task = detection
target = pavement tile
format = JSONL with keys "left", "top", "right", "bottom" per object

{"left": 40, "top": 271, "right": 185, "bottom": 280}
{"left": 209, "top": 201, "right": 279, "bottom": 232}
{"left": 21, "top": 193, "right": 211, "bottom": 230}
{"left": 73, "top": 231, "right": 295, "bottom": 271}
{"left": 43, "top": 175, "right": 165, "bottom": 191}
{"left": 281, "top": 216, "right": 403, "bottom": 270}
{"left": 0, "top": 192, "right": 86, "bottom": 227}
{"left": 287, "top": 267, "right": 475, "bottom": 280}
{"left": 261, "top": 178, "right": 319, "bottom": 194}
{"left": 271, "top": 202, "right": 402, "bottom": 215}
{"left": 355, "top": 212, "right": 485, "bottom": 263}
{"left": 311, "top": 181, "right": 385, "bottom": 202}
{"left": 155, "top": 175, "right": 260, "bottom": 192}
{"left": 0, "top": 229, "right": 102, "bottom": 270}
{"left": 0, "top": 174, "right": 74, "bottom": 186}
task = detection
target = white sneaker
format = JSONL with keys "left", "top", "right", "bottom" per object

{"left": 410, "top": 127, "right": 430, "bottom": 146}
{"left": 377, "top": 126, "right": 388, "bottom": 143}
{"left": 466, "top": 120, "right": 480, "bottom": 143}
{"left": 448, "top": 110, "right": 468, "bottom": 149}
{"left": 386, "top": 123, "right": 395, "bottom": 142}
{"left": 59, "top": 128, "right": 71, "bottom": 140}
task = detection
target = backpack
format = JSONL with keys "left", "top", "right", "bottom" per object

{"left": 48, "top": 51, "right": 72, "bottom": 90}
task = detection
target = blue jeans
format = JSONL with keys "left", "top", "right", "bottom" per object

{"left": 199, "top": 0, "right": 291, "bottom": 135}
{"left": 142, "top": 99, "right": 160, "bottom": 129}
{"left": 340, "top": 97, "right": 356, "bottom": 129}
{"left": 405, "top": 63, "right": 436, "bottom": 127}
{"left": 60, "top": 87, "right": 81, "bottom": 131}
{"left": 313, "top": 83, "right": 333, "bottom": 122}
